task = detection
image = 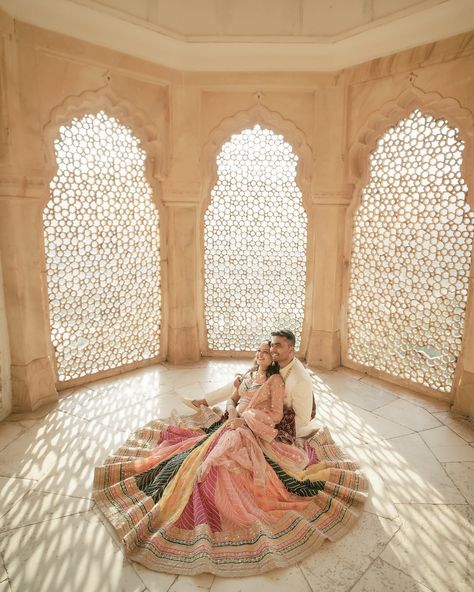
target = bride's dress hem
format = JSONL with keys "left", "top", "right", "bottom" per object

{"left": 93, "top": 409, "right": 369, "bottom": 577}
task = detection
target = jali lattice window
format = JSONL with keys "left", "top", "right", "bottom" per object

{"left": 347, "top": 109, "right": 473, "bottom": 392}
{"left": 204, "top": 124, "right": 307, "bottom": 350}
{"left": 44, "top": 111, "right": 161, "bottom": 382}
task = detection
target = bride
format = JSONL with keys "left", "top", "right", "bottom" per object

{"left": 93, "top": 341, "right": 368, "bottom": 576}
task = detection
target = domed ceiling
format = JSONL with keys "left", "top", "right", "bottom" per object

{"left": 1, "top": 0, "right": 473, "bottom": 70}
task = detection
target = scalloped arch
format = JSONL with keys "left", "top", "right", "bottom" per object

{"left": 348, "top": 86, "right": 474, "bottom": 211}
{"left": 342, "top": 85, "right": 474, "bottom": 398}
{"left": 200, "top": 104, "right": 313, "bottom": 212}
{"left": 43, "top": 87, "right": 165, "bottom": 185}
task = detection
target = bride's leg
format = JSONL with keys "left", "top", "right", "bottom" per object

{"left": 182, "top": 380, "right": 234, "bottom": 410}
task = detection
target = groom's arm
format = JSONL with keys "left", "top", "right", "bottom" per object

{"left": 292, "top": 379, "right": 314, "bottom": 436}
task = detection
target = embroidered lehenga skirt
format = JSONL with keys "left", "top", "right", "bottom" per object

{"left": 93, "top": 408, "right": 368, "bottom": 576}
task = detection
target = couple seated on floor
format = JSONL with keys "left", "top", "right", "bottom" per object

{"left": 93, "top": 328, "right": 368, "bottom": 577}
{"left": 182, "top": 329, "right": 316, "bottom": 442}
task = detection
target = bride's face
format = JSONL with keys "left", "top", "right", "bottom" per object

{"left": 256, "top": 342, "right": 272, "bottom": 371}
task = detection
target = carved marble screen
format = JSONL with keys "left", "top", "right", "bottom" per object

{"left": 44, "top": 111, "right": 161, "bottom": 382}
{"left": 204, "top": 124, "right": 307, "bottom": 351}
{"left": 347, "top": 110, "right": 474, "bottom": 392}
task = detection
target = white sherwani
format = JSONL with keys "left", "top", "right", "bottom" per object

{"left": 279, "top": 358, "right": 314, "bottom": 436}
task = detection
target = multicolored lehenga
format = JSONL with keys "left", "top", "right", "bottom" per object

{"left": 93, "top": 373, "right": 368, "bottom": 576}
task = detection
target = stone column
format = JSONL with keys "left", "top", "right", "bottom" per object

{"left": 166, "top": 204, "right": 201, "bottom": 363}
{"left": 0, "top": 188, "right": 58, "bottom": 411}
{"left": 453, "top": 273, "right": 474, "bottom": 416}
{"left": 306, "top": 201, "right": 348, "bottom": 368}
{"left": 305, "top": 85, "right": 352, "bottom": 369}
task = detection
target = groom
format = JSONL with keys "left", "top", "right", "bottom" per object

{"left": 269, "top": 329, "right": 315, "bottom": 436}
{"left": 183, "top": 329, "right": 315, "bottom": 436}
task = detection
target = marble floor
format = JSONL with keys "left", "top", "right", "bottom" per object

{"left": 0, "top": 360, "right": 473, "bottom": 592}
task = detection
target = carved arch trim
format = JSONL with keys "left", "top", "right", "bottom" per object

{"left": 200, "top": 104, "right": 314, "bottom": 213}
{"left": 348, "top": 86, "right": 474, "bottom": 212}
{"left": 43, "top": 86, "right": 166, "bottom": 193}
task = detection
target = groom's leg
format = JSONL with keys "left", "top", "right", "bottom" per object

{"left": 203, "top": 380, "right": 234, "bottom": 405}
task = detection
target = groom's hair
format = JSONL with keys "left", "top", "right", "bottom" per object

{"left": 271, "top": 329, "right": 296, "bottom": 347}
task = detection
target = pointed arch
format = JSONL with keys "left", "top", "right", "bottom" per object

{"left": 41, "top": 87, "right": 167, "bottom": 385}
{"left": 342, "top": 86, "right": 474, "bottom": 398}
{"left": 198, "top": 105, "right": 314, "bottom": 355}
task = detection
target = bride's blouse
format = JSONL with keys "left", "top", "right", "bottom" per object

{"left": 235, "top": 373, "right": 285, "bottom": 442}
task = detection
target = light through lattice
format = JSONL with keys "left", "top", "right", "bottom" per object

{"left": 204, "top": 124, "right": 307, "bottom": 351}
{"left": 347, "top": 109, "right": 473, "bottom": 392}
{"left": 44, "top": 111, "right": 161, "bottom": 382}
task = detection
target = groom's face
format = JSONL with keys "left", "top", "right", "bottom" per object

{"left": 270, "top": 336, "right": 294, "bottom": 366}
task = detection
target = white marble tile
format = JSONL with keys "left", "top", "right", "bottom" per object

{"left": 0, "top": 476, "right": 36, "bottom": 519}
{"left": 131, "top": 562, "right": 177, "bottom": 592}
{"left": 420, "top": 426, "right": 474, "bottom": 462}
{"left": 351, "top": 557, "right": 433, "bottom": 591}
{"left": 0, "top": 423, "right": 25, "bottom": 453}
{"left": 88, "top": 395, "right": 178, "bottom": 432}
{"left": 300, "top": 512, "right": 400, "bottom": 592}
{"left": 443, "top": 462, "right": 474, "bottom": 506}
{"left": 0, "top": 411, "right": 91, "bottom": 481}
{"left": 359, "top": 376, "right": 451, "bottom": 413}
{"left": 342, "top": 404, "right": 414, "bottom": 440}
{"left": 381, "top": 503, "right": 474, "bottom": 592}
{"left": 0, "top": 490, "right": 91, "bottom": 532}
{"left": 169, "top": 573, "right": 215, "bottom": 591}
{"left": 433, "top": 412, "right": 474, "bottom": 443}
{"left": 0, "top": 552, "right": 7, "bottom": 582}
{"left": 379, "top": 433, "right": 466, "bottom": 504}
{"left": 120, "top": 559, "right": 147, "bottom": 592}
{"left": 373, "top": 399, "right": 441, "bottom": 432}
{"left": 211, "top": 565, "right": 311, "bottom": 592}
{"left": 0, "top": 510, "right": 129, "bottom": 592}
{"left": 32, "top": 434, "right": 101, "bottom": 499}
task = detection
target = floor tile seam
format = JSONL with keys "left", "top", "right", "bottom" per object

{"left": 204, "top": 574, "right": 216, "bottom": 591}
{"left": 165, "top": 574, "right": 179, "bottom": 592}
{"left": 374, "top": 557, "right": 435, "bottom": 592}
{"left": 363, "top": 507, "right": 401, "bottom": 522}
{"left": 0, "top": 549, "right": 9, "bottom": 584}
{"left": 0, "top": 474, "right": 37, "bottom": 484}
{"left": 0, "top": 428, "right": 29, "bottom": 454}
{"left": 379, "top": 551, "right": 445, "bottom": 592}
{"left": 370, "top": 407, "right": 442, "bottom": 432}
{"left": 129, "top": 562, "right": 149, "bottom": 592}
{"left": 0, "top": 487, "right": 35, "bottom": 523}
{"left": 439, "top": 461, "right": 473, "bottom": 506}
{"left": 0, "top": 507, "right": 92, "bottom": 535}
{"left": 293, "top": 562, "right": 314, "bottom": 592}
{"left": 393, "top": 501, "right": 471, "bottom": 511}
{"left": 30, "top": 483, "right": 94, "bottom": 502}
{"left": 346, "top": 516, "right": 404, "bottom": 592}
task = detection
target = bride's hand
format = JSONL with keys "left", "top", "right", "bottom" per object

{"left": 233, "top": 374, "right": 243, "bottom": 388}
{"left": 227, "top": 417, "right": 245, "bottom": 430}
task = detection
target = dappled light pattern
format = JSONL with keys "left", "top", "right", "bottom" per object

{"left": 0, "top": 360, "right": 473, "bottom": 589}
{"left": 204, "top": 124, "right": 307, "bottom": 350}
{"left": 348, "top": 110, "right": 473, "bottom": 392}
{"left": 44, "top": 111, "right": 161, "bottom": 382}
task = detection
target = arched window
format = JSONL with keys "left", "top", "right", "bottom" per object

{"left": 347, "top": 109, "right": 473, "bottom": 392}
{"left": 43, "top": 111, "right": 161, "bottom": 382}
{"left": 204, "top": 124, "right": 307, "bottom": 351}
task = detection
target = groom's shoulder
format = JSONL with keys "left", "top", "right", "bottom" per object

{"left": 294, "top": 358, "right": 312, "bottom": 381}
